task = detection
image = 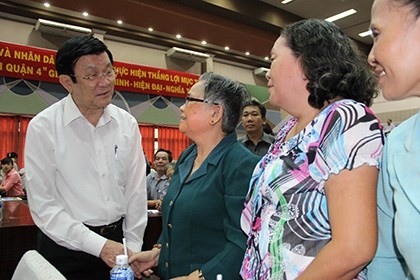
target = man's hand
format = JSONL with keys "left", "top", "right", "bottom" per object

{"left": 99, "top": 239, "right": 126, "bottom": 268}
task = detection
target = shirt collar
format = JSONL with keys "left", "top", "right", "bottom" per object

{"left": 206, "top": 132, "right": 238, "bottom": 166}
{"left": 63, "top": 95, "right": 113, "bottom": 127}
{"left": 179, "top": 132, "right": 238, "bottom": 181}
{"left": 150, "top": 170, "right": 168, "bottom": 181}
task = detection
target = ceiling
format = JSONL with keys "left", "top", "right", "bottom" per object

{"left": 261, "top": 0, "right": 373, "bottom": 45}
{"left": 0, "top": 0, "right": 374, "bottom": 67}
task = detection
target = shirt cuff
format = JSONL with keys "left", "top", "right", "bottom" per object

{"left": 82, "top": 230, "right": 108, "bottom": 257}
{"left": 126, "top": 239, "right": 142, "bottom": 253}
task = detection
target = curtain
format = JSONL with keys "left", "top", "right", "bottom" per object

{"left": 0, "top": 117, "right": 190, "bottom": 169}
{"left": 0, "top": 115, "right": 19, "bottom": 162}
{"left": 0, "top": 115, "right": 33, "bottom": 168}
{"left": 158, "top": 127, "right": 191, "bottom": 160}
{"left": 139, "top": 125, "right": 155, "bottom": 164}
{"left": 17, "top": 116, "right": 32, "bottom": 167}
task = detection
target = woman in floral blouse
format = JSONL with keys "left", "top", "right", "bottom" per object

{"left": 241, "top": 19, "right": 384, "bottom": 280}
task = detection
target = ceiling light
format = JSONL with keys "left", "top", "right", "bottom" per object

{"left": 201, "top": 40, "right": 207, "bottom": 45}
{"left": 358, "top": 30, "right": 372, "bottom": 37}
{"left": 148, "top": 27, "right": 154, "bottom": 32}
{"left": 224, "top": 46, "right": 229, "bottom": 51}
{"left": 176, "top": 34, "right": 182, "bottom": 39}
{"left": 117, "top": 20, "right": 123, "bottom": 25}
{"left": 245, "top": 52, "right": 250, "bottom": 56}
{"left": 43, "top": 2, "right": 50, "bottom": 8}
{"left": 325, "top": 9, "right": 357, "bottom": 22}
{"left": 264, "top": 56, "right": 270, "bottom": 61}
{"left": 82, "top": 11, "right": 89, "bottom": 17}
{"left": 281, "top": 0, "right": 293, "bottom": 4}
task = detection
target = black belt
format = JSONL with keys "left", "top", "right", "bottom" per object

{"left": 85, "top": 217, "right": 124, "bottom": 236}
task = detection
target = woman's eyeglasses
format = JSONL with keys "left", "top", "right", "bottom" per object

{"left": 184, "top": 96, "right": 219, "bottom": 105}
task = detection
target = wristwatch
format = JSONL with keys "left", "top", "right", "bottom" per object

{"left": 198, "top": 269, "right": 205, "bottom": 280}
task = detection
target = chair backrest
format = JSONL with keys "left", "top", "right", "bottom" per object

{"left": 12, "top": 250, "right": 66, "bottom": 280}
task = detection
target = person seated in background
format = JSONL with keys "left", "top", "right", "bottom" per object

{"left": 129, "top": 72, "right": 260, "bottom": 280}
{"left": 147, "top": 148, "right": 172, "bottom": 209}
{"left": 5, "top": 152, "right": 26, "bottom": 192}
{"left": 0, "top": 157, "right": 24, "bottom": 197}
{"left": 7, "top": 152, "right": 21, "bottom": 173}
{"left": 155, "top": 161, "right": 177, "bottom": 211}
{"left": 239, "top": 100, "right": 274, "bottom": 157}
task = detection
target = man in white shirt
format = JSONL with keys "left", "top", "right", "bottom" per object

{"left": 24, "top": 36, "right": 147, "bottom": 279}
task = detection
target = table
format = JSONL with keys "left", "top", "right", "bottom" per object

{"left": 0, "top": 200, "right": 162, "bottom": 279}
{"left": 0, "top": 200, "right": 37, "bottom": 280}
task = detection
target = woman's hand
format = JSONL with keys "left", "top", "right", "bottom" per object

{"left": 129, "top": 247, "right": 160, "bottom": 278}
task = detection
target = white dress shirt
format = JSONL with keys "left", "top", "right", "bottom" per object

{"left": 25, "top": 95, "right": 147, "bottom": 257}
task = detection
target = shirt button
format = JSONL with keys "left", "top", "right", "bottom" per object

{"left": 169, "top": 201, "right": 173, "bottom": 207}
{"left": 165, "top": 262, "right": 169, "bottom": 268}
{"left": 166, "top": 243, "right": 169, "bottom": 248}
{"left": 168, "top": 224, "right": 172, "bottom": 229}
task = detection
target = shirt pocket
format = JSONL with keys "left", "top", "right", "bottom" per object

{"left": 112, "top": 142, "right": 130, "bottom": 187}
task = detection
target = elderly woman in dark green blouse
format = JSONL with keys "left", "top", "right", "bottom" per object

{"left": 129, "top": 72, "right": 260, "bottom": 280}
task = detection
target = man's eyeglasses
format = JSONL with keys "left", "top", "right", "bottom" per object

{"left": 184, "top": 96, "right": 219, "bottom": 105}
{"left": 70, "top": 68, "right": 118, "bottom": 84}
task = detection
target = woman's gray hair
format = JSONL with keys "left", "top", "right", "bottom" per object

{"left": 199, "top": 72, "right": 250, "bottom": 134}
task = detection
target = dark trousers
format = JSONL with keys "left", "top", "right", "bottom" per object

{"left": 37, "top": 218, "right": 124, "bottom": 280}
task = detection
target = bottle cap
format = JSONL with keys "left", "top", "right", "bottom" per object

{"left": 115, "top": 254, "right": 129, "bottom": 265}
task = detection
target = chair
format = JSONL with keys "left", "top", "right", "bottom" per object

{"left": 12, "top": 250, "right": 66, "bottom": 280}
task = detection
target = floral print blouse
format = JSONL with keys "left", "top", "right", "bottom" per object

{"left": 241, "top": 99, "right": 383, "bottom": 280}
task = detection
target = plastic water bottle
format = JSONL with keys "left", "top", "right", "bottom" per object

{"left": 110, "top": 255, "right": 134, "bottom": 280}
